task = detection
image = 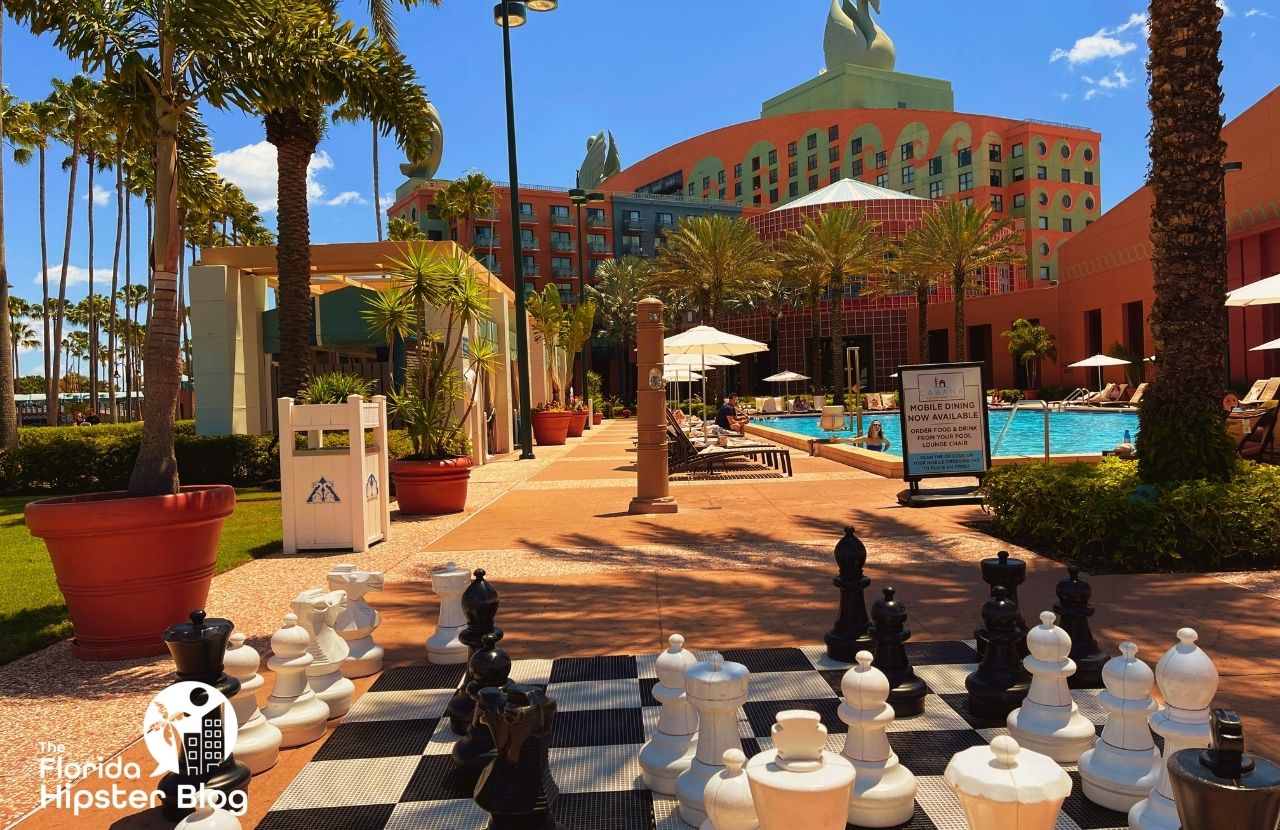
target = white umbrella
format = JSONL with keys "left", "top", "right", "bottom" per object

{"left": 1250, "top": 336, "right": 1280, "bottom": 352}
{"left": 762, "top": 370, "right": 810, "bottom": 399}
{"left": 663, "top": 367, "right": 703, "bottom": 410}
{"left": 665, "top": 353, "right": 740, "bottom": 367}
{"left": 664, "top": 325, "right": 768, "bottom": 411}
{"left": 1226, "top": 273, "right": 1280, "bottom": 307}
{"left": 1069, "top": 353, "right": 1131, "bottom": 391}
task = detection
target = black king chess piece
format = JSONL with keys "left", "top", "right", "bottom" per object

{"left": 446, "top": 569, "right": 503, "bottom": 734}
{"left": 1168, "top": 709, "right": 1280, "bottom": 830}
{"left": 825, "top": 526, "right": 874, "bottom": 663}
{"left": 158, "top": 610, "right": 252, "bottom": 821}
{"left": 974, "top": 550, "right": 1029, "bottom": 658}
{"left": 965, "top": 586, "right": 1032, "bottom": 721}
{"left": 475, "top": 684, "right": 562, "bottom": 830}
{"left": 453, "top": 633, "right": 513, "bottom": 777}
{"left": 869, "top": 587, "right": 927, "bottom": 717}
{"left": 1054, "top": 564, "right": 1108, "bottom": 689}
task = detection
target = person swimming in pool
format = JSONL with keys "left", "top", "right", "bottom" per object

{"left": 849, "top": 419, "right": 891, "bottom": 452}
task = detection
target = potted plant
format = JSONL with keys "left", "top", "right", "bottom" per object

{"left": 526, "top": 286, "right": 597, "bottom": 443}
{"left": 587, "top": 371, "right": 605, "bottom": 425}
{"left": 812, "top": 387, "right": 828, "bottom": 410}
{"left": 363, "top": 245, "right": 497, "bottom": 515}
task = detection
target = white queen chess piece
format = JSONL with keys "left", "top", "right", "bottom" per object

{"left": 702, "top": 748, "right": 758, "bottom": 830}
{"left": 1007, "top": 611, "right": 1096, "bottom": 762}
{"left": 327, "top": 565, "right": 385, "bottom": 677}
{"left": 291, "top": 588, "right": 356, "bottom": 719}
{"left": 223, "top": 631, "right": 282, "bottom": 774}
{"left": 1078, "top": 641, "right": 1160, "bottom": 811}
{"left": 945, "top": 735, "right": 1072, "bottom": 830}
{"left": 262, "top": 613, "right": 330, "bottom": 747}
{"left": 640, "top": 633, "right": 701, "bottom": 794}
{"left": 839, "top": 651, "right": 917, "bottom": 827}
{"left": 675, "top": 653, "right": 750, "bottom": 827}
{"left": 427, "top": 561, "right": 470, "bottom": 664}
{"left": 745, "top": 710, "right": 856, "bottom": 830}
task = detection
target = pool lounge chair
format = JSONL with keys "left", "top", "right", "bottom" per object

{"left": 1098, "top": 382, "right": 1144, "bottom": 408}
{"left": 1239, "top": 407, "right": 1277, "bottom": 461}
{"left": 1242, "top": 377, "right": 1280, "bottom": 408}
{"left": 1083, "top": 383, "right": 1120, "bottom": 406}
{"left": 666, "top": 411, "right": 793, "bottom": 476}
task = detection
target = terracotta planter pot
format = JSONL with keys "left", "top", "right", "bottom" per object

{"left": 566, "top": 411, "right": 588, "bottom": 438}
{"left": 25, "top": 485, "right": 236, "bottom": 661}
{"left": 531, "top": 410, "right": 572, "bottom": 445}
{"left": 390, "top": 456, "right": 472, "bottom": 515}
{"left": 592, "top": 412, "right": 603, "bottom": 425}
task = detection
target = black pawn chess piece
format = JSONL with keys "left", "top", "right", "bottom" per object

{"left": 965, "top": 586, "right": 1032, "bottom": 721}
{"left": 453, "top": 633, "right": 513, "bottom": 776}
{"left": 825, "top": 526, "right": 874, "bottom": 662}
{"left": 974, "top": 550, "right": 1029, "bottom": 658}
{"left": 1054, "top": 564, "right": 1108, "bottom": 689}
{"left": 869, "top": 587, "right": 927, "bottom": 717}
{"left": 475, "top": 684, "right": 562, "bottom": 830}
{"left": 446, "top": 569, "right": 503, "bottom": 734}
{"left": 158, "top": 610, "right": 252, "bottom": 821}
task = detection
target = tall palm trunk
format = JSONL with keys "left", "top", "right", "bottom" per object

{"left": 916, "top": 286, "right": 930, "bottom": 364}
{"left": 372, "top": 118, "right": 383, "bottom": 241}
{"left": 39, "top": 144, "right": 50, "bottom": 408}
{"left": 808, "top": 291, "right": 822, "bottom": 393}
{"left": 830, "top": 276, "right": 846, "bottom": 396}
{"left": 0, "top": 20, "right": 15, "bottom": 446}
{"left": 952, "top": 267, "right": 967, "bottom": 361}
{"left": 51, "top": 132, "right": 80, "bottom": 425}
{"left": 87, "top": 148, "right": 98, "bottom": 413}
{"left": 108, "top": 155, "right": 123, "bottom": 422}
{"left": 124, "top": 190, "right": 132, "bottom": 420}
{"left": 266, "top": 107, "right": 320, "bottom": 399}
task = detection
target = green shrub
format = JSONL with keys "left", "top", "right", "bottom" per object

{"left": 980, "top": 458, "right": 1280, "bottom": 572}
{"left": 299, "top": 372, "right": 374, "bottom": 404}
{"left": 1038, "top": 385, "right": 1077, "bottom": 402}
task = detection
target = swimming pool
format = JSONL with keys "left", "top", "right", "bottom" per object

{"left": 757, "top": 408, "right": 1140, "bottom": 457}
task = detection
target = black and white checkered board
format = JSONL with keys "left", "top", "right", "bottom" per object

{"left": 256, "top": 640, "right": 1134, "bottom": 830}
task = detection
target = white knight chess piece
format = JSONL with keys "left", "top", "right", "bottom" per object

{"left": 327, "top": 565, "right": 385, "bottom": 677}
{"left": 291, "top": 588, "right": 356, "bottom": 719}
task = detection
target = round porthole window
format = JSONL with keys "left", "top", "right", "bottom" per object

{"left": 1038, "top": 191, "right": 1049, "bottom": 206}
{"left": 1083, "top": 147, "right": 1094, "bottom": 162}
{"left": 1037, "top": 141, "right": 1047, "bottom": 156}
{"left": 1085, "top": 196, "right": 1096, "bottom": 211}
{"left": 1060, "top": 145, "right": 1070, "bottom": 159}
{"left": 1062, "top": 194, "right": 1072, "bottom": 209}
{"left": 1039, "top": 242, "right": 1050, "bottom": 257}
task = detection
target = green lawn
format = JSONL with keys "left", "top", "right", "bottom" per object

{"left": 0, "top": 487, "right": 283, "bottom": 665}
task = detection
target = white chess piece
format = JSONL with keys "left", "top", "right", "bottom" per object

{"left": 1007, "top": 611, "right": 1096, "bottom": 762}
{"left": 262, "top": 613, "right": 330, "bottom": 747}
{"left": 292, "top": 588, "right": 356, "bottom": 719}
{"left": 945, "top": 735, "right": 1071, "bottom": 830}
{"left": 839, "top": 651, "right": 917, "bottom": 827}
{"left": 223, "top": 631, "right": 282, "bottom": 774}
{"left": 701, "top": 748, "right": 758, "bottom": 830}
{"left": 1079, "top": 642, "right": 1160, "bottom": 811}
{"left": 1128, "top": 627, "right": 1219, "bottom": 830}
{"left": 640, "top": 633, "right": 700, "bottom": 794}
{"left": 328, "top": 565, "right": 385, "bottom": 677}
{"left": 746, "top": 710, "right": 856, "bottom": 830}
{"left": 675, "top": 653, "right": 750, "bottom": 828}
{"left": 427, "top": 562, "right": 470, "bottom": 664}
{"left": 175, "top": 789, "right": 243, "bottom": 829}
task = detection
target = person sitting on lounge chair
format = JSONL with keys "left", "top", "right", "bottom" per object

{"left": 716, "top": 393, "right": 750, "bottom": 434}
{"left": 792, "top": 398, "right": 812, "bottom": 413}
{"left": 1223, "top": 392, "right": 1241, "bottom": 413}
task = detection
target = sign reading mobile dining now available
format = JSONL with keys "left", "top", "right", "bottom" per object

{"left": 897, "top": 362, "right": 991, "bottom": 479}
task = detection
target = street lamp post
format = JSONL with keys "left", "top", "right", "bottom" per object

{"left": 495, "top": 0, "right": 557, "bottom": 459}
{"left": 569, "top": 187, "right": 604, "bottom": 404}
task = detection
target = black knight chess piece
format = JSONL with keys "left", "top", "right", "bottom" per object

{"left": 825, "top": 526, "right": 874, "bottom": 663}
{"left": 475, "top": 684, "right": 562, "bottom": 830}
{"left": 974, "top": 551, "right": 1029, "bottom": 658}
{"left": 869, "top": 587, "right": 927, "bottom": 717}
{"left": 453, "top": 634, "right": 513, "bottom": 777}
{"left": 966, "top": 586, "right": 1032, "bottom": 721}
{"left": 1054, "top": 565, "right": 1108, "bottom": 688}
{"left": 446, "top": 569, "right": 503, "bottom": 734}
{"left": 158, "top": 611, "right": 252, "bottom": 821}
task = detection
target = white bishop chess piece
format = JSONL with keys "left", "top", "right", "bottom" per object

{"left": 292, "top": 588, "right": 356, "bottom": 719}
{"left": 1078, "top": 641, "right": 1160, "bottom": 811}
{"left": 702, "top": 748, "right": 758, "bottom": 830}
{"left": 426, "top": 561, "right": 470, "bottom": 664}
{"left": 640, "top": 633, "right": 700, "bottom": 794}
{"left": 839, "top": 651, "right": 917, "bottom": 827}
{"left": 327, "top": 564, "right": 385, "bottom": 677}
{"left": 1128, "top": 627, "right": 1219, "bottom": 830}
{"left": 223, "top": 631, "right": 282, "bottom": 774}
{"left": 1007, "top": 611, "right": 1096, "bottom": 762}
{"left": 675, "top": 653, "right": 750, "bottom": 828}
{"left": 745, "top": 710, "right": 855, "bottom": 830}
{"left": 262, "top": 613, "right": 330, "bottom": 747}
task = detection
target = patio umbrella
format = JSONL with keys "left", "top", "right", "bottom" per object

{"left": 1069, "top": 353, "right": 1131, "bottom": 392}
{"left": 1250, "top": 336, "right": 1280, "bottom": 351}
{"left": 664, "top": 325, "right": 768, "bottom": 411}
{"left": 1225, "top": 273, "right": 1280, "bottom": 307}
{"left": 663, "top": 367, "right": 703, "bottom": 410}
{"left": 665, "top": 354, "right": 738, "bottom": 411}
{"left": 762, "top": 370, "right": 810, "bottom": 399}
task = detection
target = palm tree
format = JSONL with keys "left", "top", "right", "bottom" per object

{"left": 1, "top": 83, "right": 40, "bottom": 443}
{"left": 589, "top": 256, "right": 654, "bottom": 401}
{"left": 730, "top": 272, "right": 802, "bottom": 378}
{"left": 434, "top": 172, "right": 496, "bottom": 251}
{"left": 10, "top": 319, "right": 40, "bottom": 381}
{"left": 781, "top": 207, "right": 888, "bottom": 395}
{"left": 863, "top": 229, "right": 945, "bottom": 365}
{"left": 1001, "top": 318, "right": 1056, "bottom": 389}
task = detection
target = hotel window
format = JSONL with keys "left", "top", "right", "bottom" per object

{"left": 1062, "top": 218, "right": 1073, "bottom": 232}
{"left": 550, "top": 205, "right": 570, "bottom": 220}
{"left": 990, "top": 194, "right": 1004, "bottom": 212}
{"left": 788, "top": 141, "right": 797, "bottom": 158}
{"left": 769, "top": 187, "right": 779, "bottom": 203}
{"left": 989, "top": 145, "right": 1003, "bottom": 163}
{"left": 901, "top": 142, "right": 914, "bottom": 161}
{"left": 551, "top": 256, "right": 572, "bottom": 276}
{"left": 958, "top": 171, "right": 974, "bottom": 191}
{"left": 1061, "top": 194, "right": 1072, "bottom": 209}
{"left": 1061, "top": 169, "right": 1071, "bottom": 183}
{"left": 688, "top": 182, "right": 696, "bottom": 195}
{"left": 587, "top": 207, "right": 604, "bottom": 222}
{"left": 789, "top": 181, "right": 799, "bottom": 198}
{"left": 1037, "top": 216, "right": 1049, "bottom": 230}
{"left": 876, "top": 173, "right": 889, "bottom": 188}
{"left": 829, "top": 146, "right": 840, "bottom": 163}
{"left": 1012, "top": 143, "right": 1024, "bottom": 158}
{"left": 1083, "top": 147, "right": 1095, "bottom": 162}
{"left": 1013, "top": 193, "right": 1026, "bottom": 208}
{"left": 1040, "top": 266, "right": 1051, "bottom": 280}
{"left": 1012, "top": 167, "right": 1025, "bottom": 182}
{"left": 929, "top": 180, "right": 943, "bottom": 198}
{"left": 1060, "top": 144, "right": 1071, "bottom": 159}
{"left": 903, "top": 188, "right": 914, "bottom": 196}
{"left": 807, "top": 133, "right": 818, "bottom": 150}
{"left": 702, "top": 176, "right": 710, "bottom": 190}
{"left": 518, "top": 201, "right": 533, "bottom": 216}
{"left": 901, "top": 166, "right": 915, "bottom": 185}
{"left": 1038, "top": 191, "right": 1049, "bottom": 206}
{"left": 718, "top": 188, "right": 726, "bottom": 200}
{"left": 769, "top": 169, "right": 778, "bottom": 185}
{"left": 850, "top": 137, "right": 863, "bottom": 155}
{"left": 734, "top": 181, "right": 743, "bottom": 197}
{"left": 734, "top": 163, "right": 742, "bottom": 178}
{"left": 1084, "top": 196, "right": 1096, "bottom": 211}
{"left": 752, "top": 156, "right": 761, "bottom": 171}
{"left": 957, "top": 147, "right": 972, "bottom": 167}
{"left": 990, "top": 169, "right": 1003, "bottom": 186}
{"left": 960, "top": 196, "right": 974, "bottom": 206}
{"left": 753, "top": 194, "right": 762, "bottom": 206}
{"left": 788, "top": 161, "right": 798, "bottom": 177}
{"left": 852, "top": 159, "right": 863, "bottom": 176}
{"left": 752, "top": 175, "right": 761, "bottom": 189}
{"left": 588, "top": 232, "right": 605, "bottom": 248}
{"left": 1036, "top": 166, "right": 1047, "bottom": 180}
{"left": 830, "top": 167, "right": 840, "bottom": 184}
{"left": 828, "top": 124, "right": 840, "bottom": 141}
{"left": 808, "top": 154, "right": 819, "bottom": 171}
{"left": 717, "top": 170, "right": 726, "bottom": 185}
{"left": 656, "top": 212, "right": 674, "bottom": 228}
{"left": 875, "top": 151, "right": 887, "bottom": 168}
{"left": 808, "top": 174, "right": 819, "bottom": 190}
{"left": 1037, "top": 140, "right": 1048, "bottom": 155}
{"left": 768, "top": 149, "right": 778, "bottom": 165}
{"left": 1084, "top": 171, "right": 1095, "bottom": 185}
{"left": 928, "top": 156, "right": 942, "bottom": 175}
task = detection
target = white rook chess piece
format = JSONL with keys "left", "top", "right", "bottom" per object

{"left": 640, "top": 633, "right": 700, "bottom": 794}
{"left": 262, "top": 613, "right": 330, "bottom": 747}
{"left": 676, "top": 653, "right": 750, "bottom": 828}
{"left": 223, "top": 631, "right": 282, "bottom": 774}
{"left": 1079, "top": 641, "right": 1160, "bottom": 811}
{"left": 291, "top": 588, "right": 356, "bottom": 719}
{"left": 328, "top": 565, "right": 385, "bottom": 677}
{"left": 427, "top": 562, "right": 470, "bottom": 664}
{"left": 839, "top": 651, "right": 917, "bottom": 827}
{"left": 1007, "top": 611, "right": 1096, "bottom": 762}
{"left": 702, "top": 748, "right": 758, "bottom": 830}
{"left": 1128, "top": 627, "right": 1219, "bottom": 830}
{"left": 746, "top": 710, "right": 856, "bottom": 830}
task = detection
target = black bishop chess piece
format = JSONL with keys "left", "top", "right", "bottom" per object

{"left": 453, "top": 633, "right": 513, "bottom": 778}
{"left": 157, "top": 610, "right": 252, "bottom": 821}
{"left": 974, "top": 550, "right": 1029, "bottom": 658}
{"left": 446, "top": 569, "right": 503, "bottom": 734}
{"left": 475, "top": 684, "right": 562, "bottom": 830}
{"left": 1054, "top": 564, "right": 1108, "bottom": 689}
{"left": 869, "top": 587, "right": 927, "bottom": 717}
{"left": 824, "top": 526, "right": 874, "bottom": 663}
{"left": 965, "top": 586, "right": 1032, "bottom": 721}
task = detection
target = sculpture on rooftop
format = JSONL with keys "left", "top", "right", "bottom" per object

{"left": 824, "top": 0, "right": 895, "bottom": 73}
{"left": 399, "top": 101, "right": 444, "bottom": 180}
{"left": 577, "top": 130, "right": 621, "bottom": 189}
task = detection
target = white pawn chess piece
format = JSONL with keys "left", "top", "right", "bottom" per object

{"left": 640, "top": 633, "right": 701, "bottom": 794}
{"left": 175, "top": 789, "right": 243, "bottom": 830}
{"left": 1128, "top": 627, "right": 1219, "bottom": 830}
{"left": 223, "top": 631, "right": 282, "bottom": 774}
{"left": 702, "top": 748, "right": 758, "bottom": 830}
{"left": 328, "top": 564, "right": 385, "bottom": 677}
{"left": 944, "top": 735, "right": 1071, "bottom": 830}
{"left": 262, "top": 613, "right": 330, "bottom": 747}
{"left": 746, "top": 710, "right": 856, "bottom": 830}
{"left": 676, "top": 653, "right": 750, "bottom": 828}
{"left": 1007, "top": 610, "right": 1096, "bottom": 762}
{"left": 1079, "top": 641, "right": 1160, "bottom": 811}
{"left": 839, "top": 651, "right": 917, "bottom": 827}
{"left": 291, "top": 588, "right": 356, "bottom": 719}
{"left": 427, "top": 561, "right": 470, "bottom": 664}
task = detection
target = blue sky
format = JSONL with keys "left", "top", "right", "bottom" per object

{"left": 4, "top": 0, "right": 1278, "bottom": 374}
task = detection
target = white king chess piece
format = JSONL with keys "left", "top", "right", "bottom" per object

{"left": 640, "top": 634, "right": 700, "bottom": 795}
{"left": 427, "top": 561, "right": 470, "bottom": 664}
{"left": 1007, "top": 611, "right": 1096, "bottom": 762}
{"left": 839, "top": 651, "right": 917, "bottom": 827}
{"left": 327, "top": 564, "right": 385, "bottom": 677}
{"left": 223, "top": 631, "right": 282, "bottom": 774}
{"left": 291, "top": 588, "right": 356, "bottom": 719}
{"left": 1078, "top": 641, "right": 1160, "bottom": 811}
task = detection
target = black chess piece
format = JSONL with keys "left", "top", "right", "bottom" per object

{"left": 1168, "top": 709, "right": 1280, "bottom": 830}
{"left": 869, "top": 587, "right": 927, "bottom": 718}
{"left": 974, "top": 550, "right": 1029, "bottom": 658}
{"left": 157, "top": 610, "right": 252, "bottom": 821}
{"left": 446, "top": 569, "right": 504, "bottom": 734}
{"left": 475, "top": 684, "right": 562, "bottom": 830}
{"left": 825, "top": 526, "right": 874, "bottom": 662}
{"left": 966, "top": 586, "right": 1032, "bottom": 721}
{"left": 1054, "top": 564, "right": 1108, "bottom": 689}
{"left": 453, "top": 633, "right": 513, "bottom": 776}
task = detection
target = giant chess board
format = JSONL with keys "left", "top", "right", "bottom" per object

{"left": 256, "top": 641, "right": 1137, "bottom": 830}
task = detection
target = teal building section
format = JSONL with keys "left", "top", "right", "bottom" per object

{"left": 762, "top": 64, "right": 955, "bottom": 119}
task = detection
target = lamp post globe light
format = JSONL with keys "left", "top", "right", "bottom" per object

{"left": 495, "top": 0, "right": 557, "bottom": 458}
{"left": 570, "top": 187, "right": 605, "bottom": 402}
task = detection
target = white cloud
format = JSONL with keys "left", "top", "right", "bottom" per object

{"left": 85, "top": 184, "right": 111, "bottom": 207}
{"left": 1246, "top": 7, "right": 1274, "bottom": 17}
{"left": 1058, "top": 92, "right": 1071, "bottom": 101}
{"left": 213, "top": 141, "right": 342, "bottom": 213}
{"left": 379, "top": 192, "right": 397, "bottom": 211}
{"left": 1080, "top": 68, "right": 1135, "bottom": 101}
{"left": 1219, "top": 0, "right": 1234, "bottom": 16}
{"left": 1084, "top": 89, "right": 1100, "bottom": 101}
{"left": 1050, "top": 12, "right": 1148, "bottom": 65}
{"left": 324, "top": 190, "right": 367, "bottom": 207}
{"left": 33, "top": 263, "right": 113, "bottom": 287}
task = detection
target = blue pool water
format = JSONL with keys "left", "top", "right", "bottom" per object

{"left": 759, "top": 409, "right": 1140, "bottom": 457}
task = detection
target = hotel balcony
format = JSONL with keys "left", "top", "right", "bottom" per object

{"left": 520, "top": 238, "right": 540, "bottom": 251}
{"left": 550, "top": 213, "right": 574, "bottom": 227}
{"left": 655, "top": 219, "right": 677, "bottom": 232}
{"left": 587, "top": 241, "right": 611, "bottom": 254}
{"left": 522, "top": 263, "right": 541, "bottom": 277}
{"left": 622, "top": 243, "right": 648, "bottom": 256}
{"left": 585, "top": 215, "right": 609, "bottom": 229}
{"left": 622, "top": 216, "right": 647, "bottom": 230}
{"left": 518, "top": 210, "right": 538, "bottom": 224}
{"left": 474, "top": 234, "right": 501, "bottom": 248}
{"left": 481, "top": 261, "right": 502, "bottom": 275}
{"left": 552, "top": 239, "right": 575, "bottom": 253}
{"left": 551, "top": 266, "right": 576, "bottom": 279}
